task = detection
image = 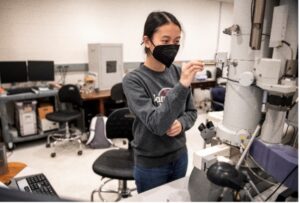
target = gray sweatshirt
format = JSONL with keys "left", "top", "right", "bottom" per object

{"left": 123, "top": 64, "right": 197, "bottom": 168}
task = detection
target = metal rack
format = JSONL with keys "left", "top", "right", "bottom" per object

{"left": 0, "top": 90, "right": 59, "bottom": 150}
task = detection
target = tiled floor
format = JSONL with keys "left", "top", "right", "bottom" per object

{"left": 7, "top": 113, "right": 207, "bottom": 201}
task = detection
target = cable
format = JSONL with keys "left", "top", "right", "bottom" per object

{"left": 292, "top": 127, "right": 298, "bottom": 148}
{"left": 264, "top": 165, "right": 298, "bottom": 201}
{"left": 221, "top": 77, "right": 239, "bottom": 83}
{"left": 282, "top": 125, "right": 297, "bottom": 146}
{"left": 289, "top": 98, "right": 298, "bottom": 110}
{"left": 282, "top": 124, "right": 290, "bottom": 140}
{"left": 282, "top": 40, "right": 291, "bottom": 46}
{"left": 221, "top": 76, "right": 260, "bottom": 89}
{"left": 245, "top": 159, "right": 277, "bottom": 186}
{"left": 248, "top": 155, "right": 271, "bottom": 176}
{"left": 282, "top": 40, "right": 294, "bottom": 60}
{"left": 289, "top": 125, "right": 297, "bottom": 145}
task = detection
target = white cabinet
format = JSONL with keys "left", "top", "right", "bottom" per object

{"left": 88, "top": 43, "right": 123, "bottom": 90}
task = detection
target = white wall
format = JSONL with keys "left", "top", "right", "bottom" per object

{"left": 0, "top": 0, "right": 233, "bottom": 63}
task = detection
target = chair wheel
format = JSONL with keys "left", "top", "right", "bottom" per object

{"left": 78, "top": 150, "right": 83, "bottom": 156}
{"left": 51, "top": 152, "right": 56, "bottom": 158}
{"left": 46, "top": 143, "right": 51, "bottom": 148}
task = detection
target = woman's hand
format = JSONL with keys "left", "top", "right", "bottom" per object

{"left": 166, "top": 119, "right": 183, "bottom": 137}
{"left": 180, "top": 60, "right": 204, "bottom": 88}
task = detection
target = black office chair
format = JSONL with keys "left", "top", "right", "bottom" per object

{"left": 45, "top": 84, "right": 83, "bottom": 158}
{"left": 91, "top": 107, "right": 135, "bottom": 202}
{"left": 111, "top": 83, "right": 126, "bottom": 104}
{"left": 105, "top": 83, "right": 127, "bottom": 116}
{"left": 210, "top": 86, "right": 226, "bottom": 111}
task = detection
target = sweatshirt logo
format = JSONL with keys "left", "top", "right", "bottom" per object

{"left": 153, "top": 88, "right": 171, "bottom": 106}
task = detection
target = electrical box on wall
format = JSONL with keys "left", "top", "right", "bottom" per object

{"left": 88, "top": 43, "right": 124, "bottom": 90}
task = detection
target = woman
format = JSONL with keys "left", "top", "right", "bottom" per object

{"left": 123, "top": 11, "right": 204, "bottom": 193}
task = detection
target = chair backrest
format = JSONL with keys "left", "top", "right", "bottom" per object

{"left": 106, "top": 107, "right": 134, "bottom": 142}
{"left": 111, "top": 83, "right": 126, "bottom": 104}
{"left": 58, "top": 84, "right": 83, "bottom": 107}
{"left": 211, "top": 86, "right": 226, "bottom": 103}
{"left": 210, "top": 86, "right": 226, "bottom": 111}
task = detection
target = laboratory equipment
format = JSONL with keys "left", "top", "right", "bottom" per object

{"left": 189, "top": 0, "right": 298, "bottom": 201}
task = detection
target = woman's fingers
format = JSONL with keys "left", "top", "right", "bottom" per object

{"left": 166, "top": 120, "right": 182, "bottom": 137}
{"left": 180, "top": 60, "right": 204, "bottom": 87}
{"left": 183, "top": 61, "right": 204, "bottom": 75}
{"left": 167, "top": 129, "right": 180, "bottom": 137}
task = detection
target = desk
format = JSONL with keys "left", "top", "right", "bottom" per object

{"left": 81, "top": 90, "right": 111, "bottom": 115}
{"left": 191, "top": 79, "right": 216, "bottom": 90}
{"left": 0, "top": 90, "right": 58, "bottom": 150}
{"left": 80, "top": 81, "right": 214, "bottom": 115}
{"left": 0, "top": 162, "right": 27, "bottom": 185}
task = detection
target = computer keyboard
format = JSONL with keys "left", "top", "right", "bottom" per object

{"left": 14, "top": 173, "right": 58, "bottom": 197}
{"left": 6, "top": 87, "right": 34, "bottom": 95}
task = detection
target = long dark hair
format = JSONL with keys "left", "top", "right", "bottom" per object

{"left": 143, "top": 11, "right": 182, "bottom": 54}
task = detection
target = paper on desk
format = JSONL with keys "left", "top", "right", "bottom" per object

{"left": 0, "top": 181, "right": 8, "bottom": 188}
{"left": 14, "top": 166, "right": 40, "bottom": 178}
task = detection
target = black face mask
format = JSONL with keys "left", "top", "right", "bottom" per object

{"left": 151, "top": 43, "right": 180, "bottom": 67}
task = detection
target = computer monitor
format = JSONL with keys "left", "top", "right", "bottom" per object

{"left": 0, "top": 61, "right": 28, "bottom": 84}
{"left": 27, "top": 60, "right": 55, "bottom": 81}
{"left": 0, "top": 187, "right": 73, "bottom": 202}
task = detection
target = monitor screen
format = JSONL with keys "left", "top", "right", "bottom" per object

{"left": 0, "top": 61, "right": 28, "bottom": 84}
{"left": 27, "top": 60, "right": 55, "bottom": 81}
{"left": 0, "top": 187, "right": 72, "bottom": 202}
